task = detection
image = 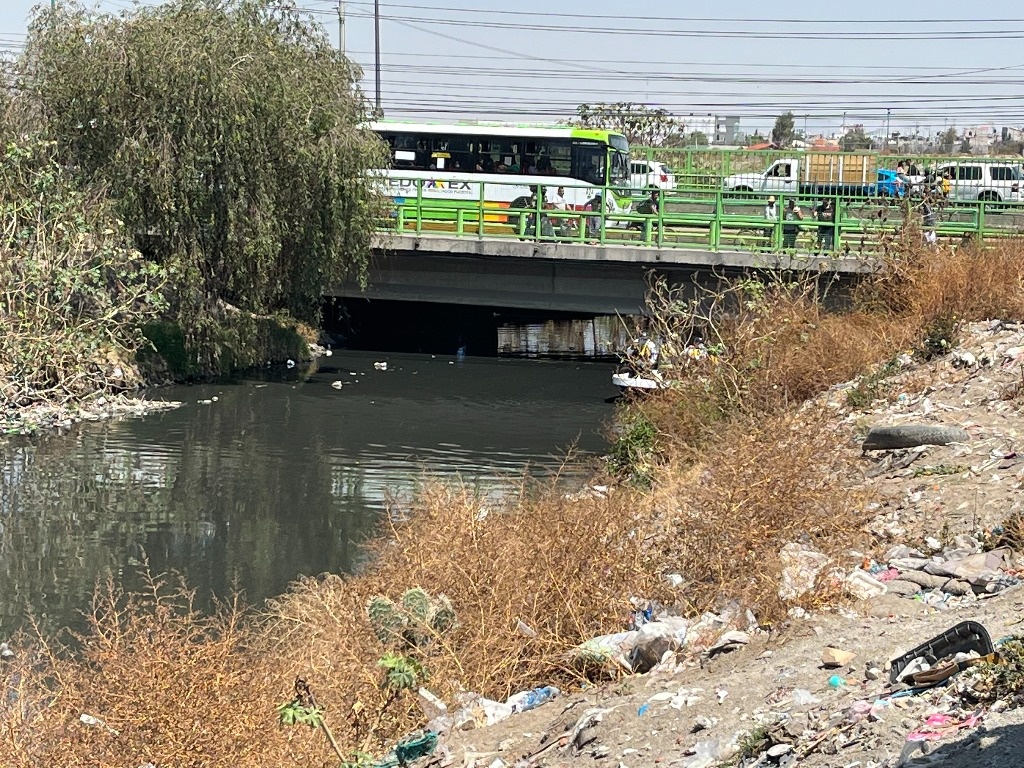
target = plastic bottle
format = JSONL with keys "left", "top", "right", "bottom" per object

{"left": 505, "top": 685, "right": 560, "bottom": 713}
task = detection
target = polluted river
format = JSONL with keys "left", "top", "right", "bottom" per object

{"left": 0, "top": 351, "right": 615, "bottom": 638}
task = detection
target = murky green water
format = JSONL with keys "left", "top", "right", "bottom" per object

{"left": 0, "top": 352, "right": 615, "bottom": 637}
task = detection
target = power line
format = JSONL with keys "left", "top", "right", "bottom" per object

{"left": 343, "top": 9, "right": 1024, "bottom": 40}
{"left": 342, "top": 1, "right": 1024, "bottom": 27}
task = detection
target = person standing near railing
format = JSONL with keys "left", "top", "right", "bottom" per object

{"left": 921, "top": 196, "right": 938, "bottom": 246}
{"left": 782, "top": 198, "right": 804, "bottom": 250}
{"left": 763, "top": 195, "right": 778, "bottom": 249}
{"left": 814, "top": 198, "right": 835, "bottom": 252}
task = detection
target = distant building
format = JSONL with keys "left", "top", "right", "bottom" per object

{"left": 1002, "top": 126, "right": 1024, "bottom": 144}
{"left": 678, "top": 113, "right": 741, "bottom": 145}
{"left": 964, "top": 125, "right": 997, "bottom": 153}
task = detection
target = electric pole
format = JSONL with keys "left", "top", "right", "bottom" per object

{"left": 338, "top": 0, "right": 345, "bottom": 54}
{"left": 885, "top": 108, "right": 891, "bottom": 152}
{"left": 374, "top": 0, "right": 382, "bottom": 114}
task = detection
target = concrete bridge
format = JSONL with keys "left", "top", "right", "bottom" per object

{"left": 328, "top": 233, "right": 869, "bottom": 315}
{"left": 326, "top": 185, "right": 1020, "bottom": 315}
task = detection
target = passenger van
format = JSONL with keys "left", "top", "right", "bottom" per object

{"left": 933, "top": 162, "right": 1023, "bottom": 202}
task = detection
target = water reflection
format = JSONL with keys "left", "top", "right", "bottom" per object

{"left": 0, "top": 352, "right": 613, "bottom": 636}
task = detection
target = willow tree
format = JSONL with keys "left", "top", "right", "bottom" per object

{"left": 21, "top": 0, "right": 387, "bottom": 364}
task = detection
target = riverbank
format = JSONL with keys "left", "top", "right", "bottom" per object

{"left": 0, "top": 393, "right": 182, "bottom": 437}
{"left": 3, "top": 240, "right": 1024, "bottom": 767}
{"left": 434, "top": 316, "right": 1024, "bottom": 768}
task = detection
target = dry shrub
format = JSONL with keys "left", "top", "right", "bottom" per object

{"left": 652, "top": 405, "right": 866, "bottom": 624}
{"left": 266, "top": 478, "right": 667, "bottom": 752}
{"left": 628, "top": 274, "right": 915, "bottom": 461}
{"left": 857, "top": 238, "right": 1024, "bottom": 323}
{"left": 0, "top": 571, "right": 332, "bottom": 768}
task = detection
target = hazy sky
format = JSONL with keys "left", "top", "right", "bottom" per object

{"left": 2, "top": 0, "right": 1022, "bottom": 137}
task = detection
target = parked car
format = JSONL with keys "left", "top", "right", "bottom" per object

{"left": 932, "top": 162, "right": 1023, "bottom": 202}
{"left": 630, "top": 160, "right": 676, "bottom": 191}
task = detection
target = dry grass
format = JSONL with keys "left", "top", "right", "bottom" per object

{"left": 857, "top": 238, "right": 1024, "bottom": 322}
{"left": 265, "top": 479, "right": 668, "bottom": 752}
{"left": 0, "top": 571, "right": 327, "bottom": 767}
{"left": 650, "top": 406, "right": 867, "bottom": 624}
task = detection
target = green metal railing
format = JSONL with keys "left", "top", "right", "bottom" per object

{"left": 380, "top": 178, "right": 1024, "bottom": 255}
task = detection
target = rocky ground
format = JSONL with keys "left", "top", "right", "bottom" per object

{"left": 411, "top": 320, "right": 1024, "bottom": 768}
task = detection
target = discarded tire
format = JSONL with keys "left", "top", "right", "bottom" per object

{"left": 862, "top": 424, "right": 970, "bottom": 451}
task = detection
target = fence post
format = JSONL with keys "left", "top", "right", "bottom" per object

{"left": 415, "top": 179, "right": 423, "bottom": 235}
{"left": 977, "top": 199, "right": 986, "bottom": 245}
{"left": 478, "top": 179, "right": 486, "bottom": 237}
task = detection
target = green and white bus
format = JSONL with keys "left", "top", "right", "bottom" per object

{"left": 369, "top": 120, "right": 632, "bottom": 219}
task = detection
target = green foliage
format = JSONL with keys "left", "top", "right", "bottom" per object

{"left": 608, "top": 411, "right": 659, "bottom": 486}
{"left": 0, "top": 135, "right": 167, "bottom": 405}
{"left": 572, "top": 102, "right": 680, "bottom": 147}
{"left": 21, "top": 0, "right": 388, "bottom": 373}
{"left": 845, "top": 356, "right": 902, "bottom": 408}
{"left": 686, "top": 131, "right": 709, "bottom": 147}
{"left": 920, "top": 313, "right": 960, "bottom": 360}
{"left": 377, "top": 652, "right": 427, "bottom": 691}
{"left": 969, "top": 637, "right": 1024, "bottom": 706}
{"left": 401, "top": 587, "right": 432, "bottom": 624}
{"left": 276, "top": 699, "right": 324, "bottom": 729}
{"left": 911, "top": 464, "right": 967, "bottom": 478}
{"left": 939, "top": 127, "right": 959, "bottom": 154}
{"left": 735, "top": 725, "right": 771, "bottom": 762}
{"left": 367, "top": 595, "right": 406, "bottom": 646}
{"left": 771, "top": 112, "right": 796, "bottom": 148}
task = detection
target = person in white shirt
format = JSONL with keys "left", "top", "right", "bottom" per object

{"left": 550, "top": 186, "right": 569, "bottom": 211}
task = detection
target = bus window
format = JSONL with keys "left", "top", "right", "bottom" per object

{"left": 609, "top": 149, "right": 629, "bottom": 186}
{"left": 528, "top": 138, "right": 571, "bottom": 176}
{"left": 572, "top": 140, "right": 606, "bottom": 185}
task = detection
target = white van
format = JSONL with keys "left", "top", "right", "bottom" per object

{"left": 933, "top": 162, "right": 1023, "bottom": 202}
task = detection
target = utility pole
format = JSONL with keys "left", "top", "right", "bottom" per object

{"left": 803, "top": 114, "right": 808, "bottom": 141}
{"left": 338, "top": 0, "right": 345, "bottom": 54}
{"left": 374, "top": 0, "right": 382, "bottom": 114}
{"left": 885, "top": 108, "right": 891, "bottom": 152}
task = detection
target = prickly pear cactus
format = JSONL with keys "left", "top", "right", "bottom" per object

{"left": 367, "top": 595, "right": 406, "bottom": 645}
{"left": 401, "top": 588, "right": 432, "bottom": 624}
{"left": 368, "top": 588, "right": 457, "bottom": 648}
{"left": 431, "top": 593, "right": 456, "bottom": 634}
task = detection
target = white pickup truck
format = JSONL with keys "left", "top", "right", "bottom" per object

{"left": 723, "top": 154, "right": 878, "bottom": 197}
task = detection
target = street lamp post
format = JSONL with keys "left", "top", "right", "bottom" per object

{"left": 374, "top": 0, "right": 381, "bottom": 114}
{"left": 338, "top": 0, "right": 345, "bottom": 54}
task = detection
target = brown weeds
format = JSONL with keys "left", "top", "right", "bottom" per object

{"left": 0, "top": 568, "right": 334, "bottom": 768}
{"left": 651, "top": 406, "right": 866, "bottom": 624}
{"left": 266, "top": 479, "right": 667, "bottom": 752}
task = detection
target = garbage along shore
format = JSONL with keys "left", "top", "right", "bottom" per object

{"left": 0, "top": 393, "right": 181, "bottom": 436}
{"left": 366, "top": 319, "right": 1024, "bottom": 768}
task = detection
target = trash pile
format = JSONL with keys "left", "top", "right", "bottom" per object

{"left": 722, "top": 621, "right": 1021, "bottom": 768}
{"left": 847, "top": 535, "right": 1023, "bottom": 608}
{"left": 569, "top": 599, "right": 758, "bottom": 677}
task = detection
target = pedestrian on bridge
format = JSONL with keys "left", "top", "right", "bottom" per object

{"left": 782, "top": 198, "right": 804, "bottom": 250}
{"left": 763, "top": 195, "right": 778, "bottom": 248}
